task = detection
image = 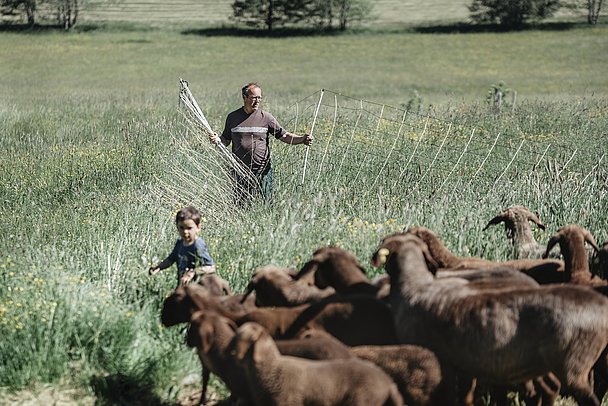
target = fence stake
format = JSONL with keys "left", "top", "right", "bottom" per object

{"left": 301, "top": 89, "right": 325, "bottom": 185}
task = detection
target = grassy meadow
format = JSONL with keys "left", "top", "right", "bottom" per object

{"left": 1, "top": 8, "right": 608, "bottom": 405}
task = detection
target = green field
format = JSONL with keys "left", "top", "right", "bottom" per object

{"left": 1, "top": 7, "right": 608, "bottom": 405}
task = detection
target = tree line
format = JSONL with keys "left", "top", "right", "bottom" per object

{"left": 0, "top": 0, "right": 603, "bottom": 30}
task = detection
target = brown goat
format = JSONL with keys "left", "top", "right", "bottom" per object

{"left": 374, "top": 233, "right": 608, "bottom": 406}
{"left": 352, "top": 345, "right": 457, "bottom": 406}
{"left": 185, "top": 310, "right": 250, "bottom": 405}
{"left": 590, "top": 241, "right": 608, "bottom": 280}
{"left": 162, "top": 285, "right": 398, "bottom": 346}
{"left": 299, "top": 246, "right": 384, "bottom": 299}
{"left": 543, "top": 224, "right": 600, "bottom": 285}
{"left": 483, "top": 205, "right": 549, "bottom": 259}
{"left": 406, "top": 226, "right": 565, "bottom": 285}
{"left": 376, "top": 232, "right": 541, "bottom": 291}
{"left": 543, "top": 225, "right": 607, "bottom": 402}
{"left": 231, "top": 321, "right": 404, "bottom": 406}
{"left": 241, "top": 265, "right": 334, "bottom": 307}
{"left": 281, "top": 294, "right": 399, "bottom": 345}
{"left": 600, "top": 241, "right": 608, "bottom": 277}
{"left": 163, "top": 284, "right": 310, "bottom": 337}
{"left": 276, "top": 334, "right": 458, "bottom": 406}
{"left": 195, "top": 273, "right": 232, "bottom": 296}
{"left": 374, "top": 233, "right": 545, "bottom": 406}
{"left": 161, "top": 285, "right": 256, "bottom": 327}
{"left": 275, "top": 335, "right": 355, "bottom": 361}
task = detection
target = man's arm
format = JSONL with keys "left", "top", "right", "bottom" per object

{"left": 279, "top": 132, "right": 314, "bottom": 146}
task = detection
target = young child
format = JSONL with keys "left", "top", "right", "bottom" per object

{"left": 149, "top": 206, "right": 216, "bottom": 287}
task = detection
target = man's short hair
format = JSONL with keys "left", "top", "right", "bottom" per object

{"left": 242, "top": 82, "right": 260, "bottom": 97}
{"left": 176, "top": 206, "right": 201, "bottom": 225}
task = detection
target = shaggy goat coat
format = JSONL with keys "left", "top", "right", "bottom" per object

{"left": 379, "top": 236, "right": 608, "bottom": 406}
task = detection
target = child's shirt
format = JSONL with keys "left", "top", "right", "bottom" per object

{"left": 168, "top": 237, "right": 215, "bottom": 281}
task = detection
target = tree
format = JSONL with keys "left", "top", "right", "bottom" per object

{"left": 562, "top": 0, "right": 604, "bottom": 24}
{"left": 1, "top": 0, "right": 37, "bottom": 24}
{"left": 232, "top": 0, "right": 283, "bottom": 31}
{"left": 55, "top": 0, "right": 78, "bottom": 30}
{"left": 1, "top": 0, "right": 81, "bottom": 29}
{"left": 231, "top": 0, "right": 373, "bottom": 31}
{"left": 335, "top": 0, "right": 373, "bottom": 30}
{"left": 586, "top": 0, "right": 604, "bottom": 24}
{"left": 468, "top": 0, "right": 561, "bottom": 26}
{"left": 307, "top": 0, "right": 373, "bottom": 30}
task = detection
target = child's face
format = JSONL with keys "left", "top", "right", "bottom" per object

{"left": 176, "top": 219, "right": 201, "bottom": 246}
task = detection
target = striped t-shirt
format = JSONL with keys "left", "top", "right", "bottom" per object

{"left": 221, "top": 108, "right": 287, "bottom": 175}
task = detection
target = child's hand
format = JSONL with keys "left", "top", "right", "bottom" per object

{"left": 180, "top": 269, "right": 196, "bottom": 286}
{"left": 149, "top": 266, "right": 160, "bottom": 276}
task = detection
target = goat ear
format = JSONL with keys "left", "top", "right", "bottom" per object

{"left": 241, "top": 283, "right": 254, "bottom": 304}
{"left": 186, "top": 323, "right": 201, "bottom": 348}
{"left": 419, "top": 241, "right": 440, "bottom": 274}
{"left": 297, "top": 260, "right": 318, "bottom": 280}
{"left": 313, "top": 267, "right": 327, "bottom": 288}
{"left": 189, "top": 321, "right": 215, "bottom": 352}
{"left": 526, "top": 212, "right": 545, "bottom": 230}
{"left": 583, "top": 229, "right": 600, "bottom": 253}
{"left": 285, "top": 266, "right": 299, "bottom": 279}
{"left": 233, "top": 324, "right": 263, "bottom": 360}
{"left": 483, "top": 214, "right": 505, "bottom": 231}
{"left": 544, "top": 235, "right": 560, "bottom": 259}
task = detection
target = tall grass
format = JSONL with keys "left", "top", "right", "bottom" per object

{"left": 0, "top": 25, "right": 607, "bottom": 404}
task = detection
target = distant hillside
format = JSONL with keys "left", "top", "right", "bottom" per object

{"left": 80, "top": 0, "right": 471, "bottom": 25}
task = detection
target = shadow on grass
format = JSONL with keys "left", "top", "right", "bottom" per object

{"left": 90, "top": 373, "right": 174, "bottom": 406}
{"left": 180, "top": 20, "right": 592, "bottom": 37}
{"left": 0, "top": 21, "right": 158, "bottom": 33}
{"left": 1, "top": 20, "right": 596, "bottom": 36}
{"left": 0, "top": 23, "right": 62, "bottom": 32}
{"left": 413, "top": 21, "right": 586, "bottom": 34}
{"left": 181, "top": 25, "right": 344, "bottom": 38}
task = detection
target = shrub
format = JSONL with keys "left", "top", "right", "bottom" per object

{"left": 468, "top": 0, "right": 561, "bottom": 27}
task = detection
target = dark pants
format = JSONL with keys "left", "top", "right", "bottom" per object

{"left": 235, "top": 165, "right": 273, "bottom": 206}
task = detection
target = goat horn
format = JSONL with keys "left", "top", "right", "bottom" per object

{"left": 522, "top": 210, "right": 545, "bottom": 230}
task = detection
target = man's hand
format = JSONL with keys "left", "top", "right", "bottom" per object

{"left": 148, "top": 266, "right": 160, "bottom": 276}
{"left": 209, "top": 132, "right": 220, "bottom": 145}
{"left": 303, "top": 134, "right": 314, "bottom": 146}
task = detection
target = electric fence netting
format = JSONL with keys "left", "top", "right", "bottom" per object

{"left": 155, "top": 83, "right": 607, "bottom": 226}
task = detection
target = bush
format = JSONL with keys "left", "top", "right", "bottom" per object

{"left": 468, "top": 0, "right": 561, "bottom": 26}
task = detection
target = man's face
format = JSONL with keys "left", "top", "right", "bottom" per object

{"left": 243, "top": 87, "right": 262, "bottom": 113}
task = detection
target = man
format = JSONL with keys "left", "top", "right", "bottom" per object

{"left": 210, "top": 82, "right": 313, "bottom": 203}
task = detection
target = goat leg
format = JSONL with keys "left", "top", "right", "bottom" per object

{"left": 199, "top": 365, "right": 209, "bottom": 405}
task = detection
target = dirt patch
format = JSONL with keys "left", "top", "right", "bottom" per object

{"left": 0, "top": 385, "right": 95, "bottom": 406}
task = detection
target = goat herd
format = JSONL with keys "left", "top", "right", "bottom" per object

{"left": 160, "top": 205, "right": 608, "bottom": 406}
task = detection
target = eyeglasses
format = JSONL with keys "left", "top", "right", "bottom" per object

{"left": 247, "top": 96, "right": 263, "bottom": 101}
